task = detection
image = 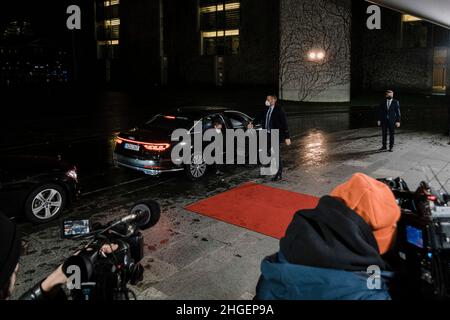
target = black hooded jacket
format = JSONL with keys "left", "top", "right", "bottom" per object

{"left": 280, "top": 196, "right": 386, "bottom": 271}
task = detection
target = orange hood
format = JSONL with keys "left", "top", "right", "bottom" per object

{"left": 330, "top": 173, "right": 401, "bottom": 254}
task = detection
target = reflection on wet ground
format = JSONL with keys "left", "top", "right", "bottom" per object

{"left": 298, "top": 130, "right": 328, "bottom": 168}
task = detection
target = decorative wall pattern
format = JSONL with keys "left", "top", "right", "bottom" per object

{"left": 279, "top": 0, "right": 351, "bottom": 102}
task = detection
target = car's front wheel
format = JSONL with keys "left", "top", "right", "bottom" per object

{"left": 185, "top": 153, "right": 208, "bottom": 181}
{"left": 25, "top": 184, "right": 67, "bottom": 224}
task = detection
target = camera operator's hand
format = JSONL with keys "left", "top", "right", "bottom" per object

{"left": 99, "top": 243, "right": 119, "bottom": 255}
{"left": 41, "top": 244, "right": 119, "bottom": 293}
{"left": 41, "top": 265, "right": 67, "bottom": 293}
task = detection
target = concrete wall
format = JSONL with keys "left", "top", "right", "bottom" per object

{"left": 279, "top": 0, "right": 351, "bottom": 102}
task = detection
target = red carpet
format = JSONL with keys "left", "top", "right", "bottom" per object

{"left": 185, "top": 182, "right": 319, "bottom": 239}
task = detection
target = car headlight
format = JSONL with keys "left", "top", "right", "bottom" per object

{"left": 66, "top": 168, "right": 78, "bottom": 181}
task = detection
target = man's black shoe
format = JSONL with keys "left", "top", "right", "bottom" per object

{"left": 216, "top": 170, "right": 225, "bottom": 176}
{"left": 389, "top": 148, "right": 394, "bottom": 152}
{"left": 379, "top": 146, "right": 387, "bottom": 151}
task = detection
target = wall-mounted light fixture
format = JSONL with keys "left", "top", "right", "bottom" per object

{"left": 307, "top": 50, "right": 325, "bottom": 62}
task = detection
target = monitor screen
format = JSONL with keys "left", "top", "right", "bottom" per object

{"left": 406, "top": 225, "right": 424, "bottom": 249}
{"left": 63, "top": 219, "right": 91, "bottom": 238}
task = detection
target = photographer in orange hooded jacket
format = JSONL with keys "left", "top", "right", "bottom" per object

{"left": 256, "top": 173, "right": 402, "bottom": 300}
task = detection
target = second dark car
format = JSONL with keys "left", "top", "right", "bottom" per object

{"left": 0, "top": 155, "right": 79, "bottom": 223}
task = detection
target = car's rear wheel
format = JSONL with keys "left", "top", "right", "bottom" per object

{"left": 185, "top": 153, "right": 208, "bottom": 181}
{"left": 25, "top": 184, "right": 67, "bottom": 224}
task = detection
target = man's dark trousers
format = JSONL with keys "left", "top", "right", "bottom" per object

{"left": 382, "top": 122, "right": 395, "bottom": 149}
{"left": 255, "top": 104, "right": 290, "bottom": 178}
{"left": 378, "top": 99, "right": 401, "bottom": 150}
{"left": 267, "top": 133, "right": 282, "bottom": 178}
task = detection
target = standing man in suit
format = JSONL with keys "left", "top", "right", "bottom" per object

{"left": 248, "top": 95, "right": 291, "bottom": 181}
{"left": 378, "top": 90, "right": 401, "bottom": 152}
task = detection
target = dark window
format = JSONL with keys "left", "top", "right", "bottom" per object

{"left": 225, "top": 111, "right": 249, "bottom": 129}
{"left": 433, "top": 27, "right": 450, "bottom": 47}
{"left": 402, "top": 15, "right": 428, "bottom": 48}
{"left": 202, "top": 116, "right": 214, "bottom": 131}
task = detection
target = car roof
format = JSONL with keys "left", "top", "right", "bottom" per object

{"left": 165, "top": 106, "right": 232, "bottom": 119}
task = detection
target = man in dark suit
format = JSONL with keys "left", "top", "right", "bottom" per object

{"left": 378, "top": 90, "right": 401, "bottom": 152}
{"left": 248, "top": 95, "right": 291, "bottom": 181}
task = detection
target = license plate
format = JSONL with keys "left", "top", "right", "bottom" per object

{"left": 124, "top": 143, "right": 140, "bottom": 151}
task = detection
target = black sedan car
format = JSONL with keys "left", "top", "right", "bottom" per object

{"left": 114, "top": 106, "right": 256, "bottom": 181}
{"left": 0, "top": 155, "right": 79, "bottom": 223}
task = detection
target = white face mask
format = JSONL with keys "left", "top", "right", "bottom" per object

{"left": 215, "top": 128, "right": 222, "bottom": 134}
{"left": 265, "top": 100, "right": 271, "bottom": 107}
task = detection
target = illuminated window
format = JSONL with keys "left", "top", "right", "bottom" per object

{"left": 104, "top": 18, "right": 120, "bottom": 26}
{"left": 200, "top": 2, "right": 240, "bottom": 13}
{"left": 97, "top": 40, "right": 119, "bottom": 46}
{"left": 199, "top": 0, "right": 240, "bottom": 56}
{"left": 96, "top": 0, "right": 120, "bottom": 59}
{"left": 103, "top": 18, "right": 120, "bottom": 39}
{"left": 104, "top": 0, "right": 119, "bottom": 7}
{"left": 402, "top": 14, "right": 428, "bottom": 48}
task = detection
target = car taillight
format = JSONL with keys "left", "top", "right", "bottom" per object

{"left": 143, "top": 143, "right": 170, "bottom": 152}
{"left": 66, "top": 168, "right": 78, "bottom": 181}
{"left": 116, "top": 137, "right": 124, "bottom": 144}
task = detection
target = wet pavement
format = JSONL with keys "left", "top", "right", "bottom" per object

{"left": 4, "top": 88, "right": 450, "bottom": 299}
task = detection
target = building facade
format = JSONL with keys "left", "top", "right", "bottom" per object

{"left": 352, "top": 1, "right": 450, "bottom": 96}
{"left": 117, "top": 0, "right": 279, "bottom": 89}
{"left": 118, "top": 0, "right": 446, "bottom": 101}
{"left": 6, "top": 0, "right": 441, "bottom": 101}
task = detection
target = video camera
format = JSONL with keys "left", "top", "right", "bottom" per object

{"left": 379, "top": 177, "right": 450, "bottom": 300}
{"left": 61, "top": 201, "right": 160, "bottom": 300}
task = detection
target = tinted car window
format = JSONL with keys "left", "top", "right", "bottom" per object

{"left": 202, "top": 114, "right": 225, "bottom": 131}
{"left": 202, "top": 116, "right": 214, "bottom": 131}
{"left": 225, "top": 112, "right": 249, "bottom": 129}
